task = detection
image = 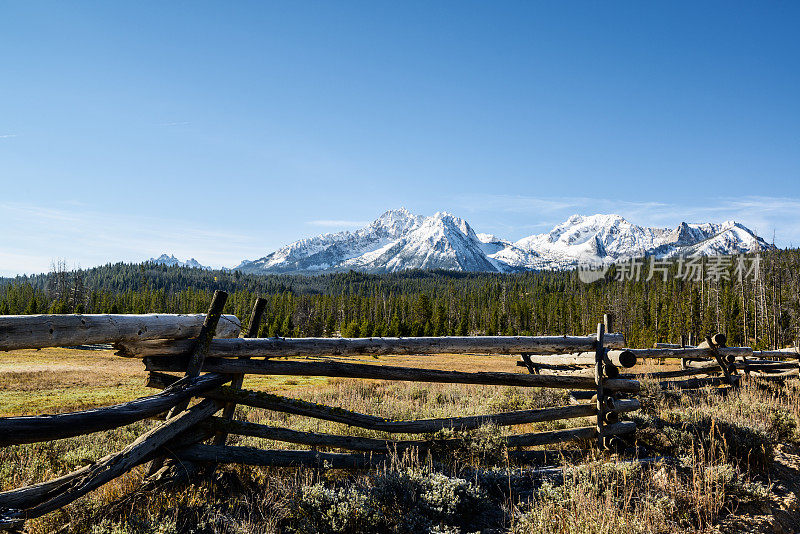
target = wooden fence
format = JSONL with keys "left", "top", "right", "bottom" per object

{"left": 0, "top": 292, "right": 639, "bottom": 528}
{"left": 518, "top": 316, "right": 800, "bottom": 390}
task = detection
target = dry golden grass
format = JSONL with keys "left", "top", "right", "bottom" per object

{"left": 0, "top": 348, "right": 527, "bottom": 417}
{"left": 2, "top": 348, "right": 798, "bottom": 533}
{"left": 0, "top": 347, "right": 147, "bottom": 416}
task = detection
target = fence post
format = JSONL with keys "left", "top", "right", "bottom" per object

{"left": 519, "top": 352, "right": 539, "bottom": 374}
{"left": 145, "top": 290, "right": 228, "bottom": 477}
{"left": 594, "top": 322, "right": 605, "bottom": 449}
{"left": 603, "top": 313, "right": 614, "bottom": 334}
{"left": 703, "top": 335, "right": 736, "bottom": 385}
{"left": 213, "top": 297, "right": 267, "bottom": 447}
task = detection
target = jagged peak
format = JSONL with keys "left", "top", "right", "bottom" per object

{"left": 150, "top": 254, "right": 208, "bottom": 269}
{"left": 376, "top": 207, "right": 413, "bottom": 220}
{"left": 555, "top": 213, "right": 631, "bottom": 228}
{"left": 234, "top": 209, "right": 773, "bottom": 275}
{"left": 151, "top": 253, "right": 181, "bottom": 263}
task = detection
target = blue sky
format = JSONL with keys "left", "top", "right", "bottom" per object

{"left": 1, "top": 1, "right": 798, "bottom": 276}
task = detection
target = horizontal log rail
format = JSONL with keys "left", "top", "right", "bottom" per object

{"left": 175, "top": 422, "right": 638, "bottom": 469}
{"left": 178, "top": 445, "right": 386, "bottom": 469}
{"left": 144, "top": 356, "right": 641, "bottom": 392}
{"left": 506, "top": 421, "right": 635, "bottom": 447}
{"left": 635, "top": 360, "right": 797, "bottom": 380}
{"left": 204, "top": 400, "right": 640, "bottom": 452}
{"left": 636, "top": 365, "right": 722, "bottom": 379}
{"left": 624, "top": 347, "right": 752, "bottom": 360}
{"left": 748, "top": 369, "right": 800, "bottom": 380}
{"left": 115, "top": 333, "right": 627, "bottom": 358}
{"left": 738, "top": 360, "right": 799, "bottom": 371}
{"left": 146, "top": 374, "right": 639, "bottom": 432}
{"left": 0, "top": 373, "right": 230, "bottom": 446}
{"left": 752, "top": 349, "right": 800, "bottom": 360}
{"left": 520, "top": 349, "right": 637, "bottom": 369}
{"left": 659, "top": 375, "right": 740, "bottom": 390}
{"left": 0, "top": 314, "right": 241, "bottom": 351}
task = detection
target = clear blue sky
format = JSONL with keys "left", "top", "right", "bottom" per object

{"left": 1, "top": 1, "right": 799, "bottom": 275}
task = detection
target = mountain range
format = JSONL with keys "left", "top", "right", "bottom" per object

{"left": 224, "top": 209, "right": 772, "bottom": 275}
{"left": 149, "top": 254, "right": 210, "bottom": 270}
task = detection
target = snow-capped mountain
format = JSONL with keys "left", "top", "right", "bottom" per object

{"left": 235, "top": 210, "right": 773, "bottom": 274}
{"left": 501, "top": 214, "right": 771, "bottom": 269}
{"left": 149, "top": 254, "right": 209, "bottom": 270}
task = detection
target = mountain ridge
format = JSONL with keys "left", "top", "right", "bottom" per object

{"left": 233, "top": 209, "right": 772, "bottom": 275}
{"left": 149, "top": 254, "right": 210, "bottom": 270}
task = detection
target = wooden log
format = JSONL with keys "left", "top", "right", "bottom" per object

{"left": 654, "top": 343, "right": 693, "bottom": 349}
{"left": 736, "top": 360, "right": 799, "bottom": 371}
{"left": 150, "top": 372, "right": 638, "bottom": 430}
{"left": 747, "top": 370, "right": 799, "bottom": 380}
{"left": 682, "top": 358, "right": 715, "bottom": 368}
{"left": 659, "top": 375, "right": 740, "bottom": 390}
{"left": 178, "top": 423, "right": 639, "bottom": 468}
{"left": 177, "top": 444, "right": 386, "bottom": 469}
{"left": 639, "top": 365, "right": 721, "bottom": 379}
{"left": 701, "top": 336, "right": 734, "bottom": 384}
{"left": 752, "top": 349, "right": 800, "bottom": 360}
{"left": 517, "top": 355, "right": 594, "bottom": 367}
{"left": 507, "top": 421, "right": 635, "bottom": 447}
{"left": 625, "top": 347, "right": 752, "bottom": 360}
{"left": 205, "top": 397, "right": 640, "bottom": 453}
{"left": 674, "top": 359, "right": 795, "bottom": 373}
{"left": 523, "top": 349, "right": 637, "bottom": 369}
{"left": 519, "top": 352, "right": 539, "bottom": 374}
{"left": 0, "top": 314, "right": 241, "bottom": 351}
{"left": 147, "top": 379, "right": 603, "bottom": 432}
{"left": 161, "top": 291, "right": 228, "bottom": 420}
{"left": 144, "top": 356, "right": 641, "bottom": 392}
{"left": 607, "top": 350, "right": 637, "bottom": 368}
{"left": 0, "top": 373, "right": 229, "bottom": 446}
{"left": 1, "top": 400, "right": 221, "bottom": 521}
{"left": 0, "top": 453, "right": 112, "bottom": 511}
{"left": 147, "top": 290, "right": 228, "bottom": 477}
{"left": 0, "top": 416, "right": 219, "bottom": 514}
{"left": 213, "top": 297, "right": 267, "bottom": 447}
{"left": 115, "top": 333, "right": 627, "bottom": 359}
{"left": 206, "top": 418, "right": 427, "bottom": 452}
{"left": 603, "top": 313, "right": 614, "bottom": 335}
{"left": 594, "top": 323, "right": 605, "bottom": 447}
{"left": 516, "top": 360, "right": 584, "bottom": 372}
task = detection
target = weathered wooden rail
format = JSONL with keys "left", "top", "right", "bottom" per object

{"left": 0, "top": 295, "right": 639, "bottom": 528}
{"left": 517, "top": 326, "right": 799, "bottom": 390}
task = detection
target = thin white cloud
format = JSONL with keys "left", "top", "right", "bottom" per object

{"left": 0, "top": 202, "right": 258, "bottom": 276}
{"left": 158, "top": 121, "right": 191, "bottom": 127}
{"left": 0, "top": 134, "right": 18, "bottom": 139}
{"left": 307, "top": 219, "right": 369, "bottom": 228}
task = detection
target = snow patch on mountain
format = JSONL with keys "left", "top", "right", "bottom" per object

{"left": 150, "top": 254, "right": 209, "bottom": 269}
{"left": 235, "top": 210, "right": 773, "bottom": 274}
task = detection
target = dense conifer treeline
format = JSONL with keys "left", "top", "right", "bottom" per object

{"left": 2, "top": 250, "right": 799, "bottom": 350}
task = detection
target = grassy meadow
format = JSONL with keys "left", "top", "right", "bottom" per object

{"left": 1, "top": 348, "right": 799, "bottom": 533}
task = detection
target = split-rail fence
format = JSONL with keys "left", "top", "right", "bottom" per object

{"left": 518, "top": 315, "right": 800, "bottom": 390}
{"left": 0, "top": 292, "right": 639, "bottom": 529}
{"left": 4, "top": 300, "right": 796, "bottom": 528}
